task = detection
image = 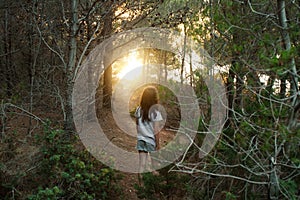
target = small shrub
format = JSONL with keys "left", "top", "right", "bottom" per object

{"left": 135, "top": 167, "right": 189, "bottom": 200}
{"left": 28, "top": 124, "right": 118, "bottom": 199}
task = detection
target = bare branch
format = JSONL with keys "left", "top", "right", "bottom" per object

{"left": 2, "top": 103, "right": 46, "bottom": 125}
{"left": 172, "top": 164, "right": 269, "bottom": 185}
{"left": 35, "top": 24, "right": 67, "bottom": 70}
{"left": 74, "top": 22, "right": 101, "bottom": 80}
{"left": 247, "top": 0, "right": 276, "bottom": 18}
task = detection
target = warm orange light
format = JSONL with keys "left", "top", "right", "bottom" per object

{"left": 118, "top": 52, "right": 142, "bottom": 80}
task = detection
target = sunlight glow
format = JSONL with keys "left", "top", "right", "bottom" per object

{"left": 118, "top": 52, "right": 143, "bottom": 80}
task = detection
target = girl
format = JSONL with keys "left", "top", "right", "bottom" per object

{"left": 135, "top": 86, "right": 163, "bottom": 175}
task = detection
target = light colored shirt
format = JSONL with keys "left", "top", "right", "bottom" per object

{"left": 135, "top": 106, "right": 163, "bottom": 146}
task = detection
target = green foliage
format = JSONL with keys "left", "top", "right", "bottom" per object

{"left": 279, "top": 179, "right": 298, "bottom": 200}
{"left": 224, "top": 191, "right": 237, "bottom": 200}
{"left": 135, "top": 168, "right": 189, "bottom": 200}
{"left": 28, "top": 125, "right": 118, "bottom": 200}
{"left": 157, "top": 84, "right": 178, "bottom": 106}
{"left": 28, "top": 186, "right": 63, "bottom": 200}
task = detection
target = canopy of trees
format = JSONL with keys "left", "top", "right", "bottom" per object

{"left": 0, "top": 0, "right": 299, "bottom": 199}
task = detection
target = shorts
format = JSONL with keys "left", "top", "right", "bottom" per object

{"left": 136, "top": 140, "right": 155, "bottom": 152}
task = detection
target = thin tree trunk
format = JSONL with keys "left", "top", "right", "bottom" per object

{"left": 180, "top": 26, "right": 187, "bottom": 85}
{"left": 277, "top": 0, "right": 299, "bottom": 130}
{"left": 164, "top": 51, "right": 168, "bottom": 82}
{"left": 189, "top": 43, "right": 193, "bottom": 87}
{"left": 158, "top": 50, "right": 163, "bottom": 83}
{"left": 65, "top": 0, "right": 78, "bottom": 133}
{"left": 268, "top": 157, "right": 279, "bottom": 200}
{"left": 103, "top": 65, "right": 112, "bottom": 108}
{"left": 279, "top": 76, "right": 287, "bottom": 98}
{"left": 266, "top": 73, "right": 276, "bottom": 95}
{"left": 4, "top": 5, "right": 13, "bottom": 97}
{"left": 226, "top": 63, "right": 235, "bottom": 123}
{"left": 102, "top": 3, "right": 113, "bottom": 108}
{"left": 142, "top": 48, "right": 149, "bottom": 83}
{"left": 235, "top": 71, "right": 243, "bottom": 107}
{"left": 28, "top": 1, "right": 41, "bottom": 135}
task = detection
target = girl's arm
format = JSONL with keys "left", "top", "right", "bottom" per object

{"left": 154, "top": 121, "right": 160, "bottom": 150}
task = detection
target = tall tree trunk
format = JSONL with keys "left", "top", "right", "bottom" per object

{"left": 180, "top": 26, "right": 187, "bottom": 85}
{"left": 103, "top": 65, "right": 112, "bottom": 108}
{"left": 277, "top": 0, "right": 299, "bottom": 130}
{"left": 266, "top": 73, "right": 276, "bottom": 95}
{"left": 279, "top": 76, "right": 287, "bottom": 98}
{"left": 189, "top": 45, "right": 193, "bottom": 87}
{"left": 164, "top": 51, "right": 168, "bottom": 82}
{"left": 268, "top": 157, "right": 279, "bottom": 200}
{"left": 65, "top": 0, "right": 78, "bottom": 133}
{"left": 226, "top": 62, "right": 235, "bottom": 124}
{"left": 28, "top": 1, "right": 41, "bottom": 135}
{"left": 142, "top": 48, "right": 150, "bottom": 83}
{"left": 102, "top": 3, "right": 113, "bottom": 108}
{"left": 235, "top": 69, "right": 244, "bottom": 107}
{"left": 158, "top": 50, "right": 164, "bottom": 83}
{"left": 4, "top": 5, "right": 13, "bottom": 97}
{"left": 232, "top": 39, "right": 244, "bottom": 109}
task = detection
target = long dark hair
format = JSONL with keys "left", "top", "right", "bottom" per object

{"left": 140, "top": 86, "right": 159, "bottom": 122}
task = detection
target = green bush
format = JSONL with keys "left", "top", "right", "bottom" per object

{"left": 135, "top": 167, "right": 189, "bottom": 200}
{"left": 28, "top": 124, "right": 118, "bottom": 200}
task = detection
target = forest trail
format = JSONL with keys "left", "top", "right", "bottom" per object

{"left": 98, "top": 108, "right": 176, "bottom": 199}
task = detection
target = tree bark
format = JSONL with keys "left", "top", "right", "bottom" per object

{"left": 102, "top": 3, "right": 113, "bottom": 108}
{"left": 28, "top": 1, "right": 41, "bottom": 135}
{"left": 103, "top": 65, "right": 112, "bottom": 108}
{"left": 226, "top": 62, "right": 235, "bottom": 124}
{"left": 64, "top": 0, "right": 78, "bottom": 133}
{"left": 180, "top": 26, "right": 187, "bottom": 85}
{"left": 4, "top": 5, "right": 13, "bottom": 97}
{"left": 164, "top": 51, "right": 168, "bottom": 82}
{"left": 277, "top": 0, "right": 299, "bottom": 130}
{"left": 266, "top": 73, "right": 276, "bottom": 95}
{"left": 189, "top": 45, "right": 193, "bottom": 87}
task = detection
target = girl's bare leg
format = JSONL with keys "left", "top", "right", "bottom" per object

{"left": 149, "top": 155, "right": 160, "bottom": 175}
{"left": 138, "top": 151, "right": 148, "bottom": 185}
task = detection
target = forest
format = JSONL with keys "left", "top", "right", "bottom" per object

{"left": 0, "top": 0, "right": 299, "bottom": 199}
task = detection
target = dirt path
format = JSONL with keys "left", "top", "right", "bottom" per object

{"left": 98, "top": 108, "right": 175, "bottom": 199}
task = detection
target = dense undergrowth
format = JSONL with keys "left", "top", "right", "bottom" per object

{"left": 135, "top": 168, "right": 190, "bottom": 200}
{"left": 1, "top": 123, "right": 119, "bottom": 200}
{"left": 0, "top": 84, "right": 299, "bottom": 199}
